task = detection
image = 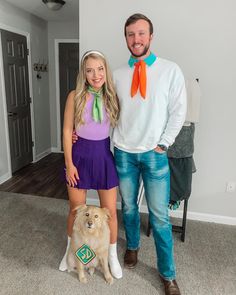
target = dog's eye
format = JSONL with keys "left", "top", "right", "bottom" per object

{"left": 85, "top": 213, "right": 89, "bottom": 216}
{"left": 95, "top": 215, "right": 98, "bottom": 218}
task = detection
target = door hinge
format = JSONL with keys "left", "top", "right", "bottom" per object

{"left": 27, "top": 48, "right": 29, "bottom": 56}
{"left": 29, "top": 97, "right": 32, "bottom": 103}
{"left": 32, "top": 141, "right": 34, "bottom": 147}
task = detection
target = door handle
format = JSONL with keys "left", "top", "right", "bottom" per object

{"left": 8, "top": 112, "right": 17, "bottom": 117}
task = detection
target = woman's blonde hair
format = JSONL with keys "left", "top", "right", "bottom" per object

{"left": 74, "top": 51, "right": 120, "bottom": 128}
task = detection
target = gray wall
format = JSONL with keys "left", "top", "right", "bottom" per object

{"left": 30, "top": 20, "right": 50, "bottom": 158}
{"left": 80, "top": 0, "right": 236, "bottom": 219}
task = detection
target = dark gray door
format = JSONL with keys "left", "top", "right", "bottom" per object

{"left": 1, "top": 30, "right": 33, "bottom": 173}
{"left": 59, "top": 42, "right": 79, "bottom": 149}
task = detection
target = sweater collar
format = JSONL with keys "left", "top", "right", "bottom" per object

{"left": 128, "top": 52, "right": 157, "bottom": 68}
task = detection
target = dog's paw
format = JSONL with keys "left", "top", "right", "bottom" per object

{"left": 88, "top": 267, "right": 95, "bottom": 276}
{"left": 79, "top": 276, "right": 88, "bottom": 284}
{"left": 105, "top": 275, "right": 114, "bottom": 285}
{"left": 68, "top": 266, "right": 77, "bottom": 273}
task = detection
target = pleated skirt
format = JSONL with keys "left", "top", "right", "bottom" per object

{"left": 64, "top": 137, "right": 119, "bottom": 190}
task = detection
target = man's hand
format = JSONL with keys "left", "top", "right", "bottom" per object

{"left": 154, "top": 145, "right": 166, "bottom": 153}
{"left": 72, "top": 131, "right": 78, "bottom": 144}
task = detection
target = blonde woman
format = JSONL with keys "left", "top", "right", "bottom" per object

{"left": 59, "top": 50, "right": 122, "bottom": 279}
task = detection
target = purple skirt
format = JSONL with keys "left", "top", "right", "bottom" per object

{"left": 64, "top": 137, "right": 119, "bottom": 190}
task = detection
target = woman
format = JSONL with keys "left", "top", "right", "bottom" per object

{"left": 59, "top": 50, "right": 122, "bottom": 279}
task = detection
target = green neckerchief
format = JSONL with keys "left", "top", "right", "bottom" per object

{"left": 128, "top": 52, "right": 157, "bottom": 68}
{"left": 88, "top": 86, "right": 103, "bottom": 123}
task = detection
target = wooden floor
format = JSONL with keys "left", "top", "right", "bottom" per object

{"left": 0, "top": 153, "right": 68, "bottom": 200}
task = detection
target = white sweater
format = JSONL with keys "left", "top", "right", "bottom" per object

{"left": 112, "top": 57, "right": 187, "bottom": 153}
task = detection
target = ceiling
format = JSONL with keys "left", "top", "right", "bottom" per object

{"left": 5, "top": 0, "right": 79, "bottom": 22}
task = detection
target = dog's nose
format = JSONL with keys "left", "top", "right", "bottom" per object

{"left": 88, "top": 221, "right": 93, "bottom": 226}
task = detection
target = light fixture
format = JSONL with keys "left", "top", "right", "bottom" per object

{"left": 42, "top": 0, "right": 65, "bottom": 11}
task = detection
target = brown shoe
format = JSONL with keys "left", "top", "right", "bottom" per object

{"left": 160, "top": 275, "right": 181, "bottom": 295}
{"left": 124, "top": 249, "right": 138, "bottom": 269}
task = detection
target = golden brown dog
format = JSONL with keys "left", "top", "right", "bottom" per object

{"left": 67, "top": 204, "right": 113, "bottom": 285}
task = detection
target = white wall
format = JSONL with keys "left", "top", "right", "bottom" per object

{"left": 0, "top": 0, "right": 50, "bottom": 178}
{"left": 80, "top": 0, "right": 236, "bottom": 219}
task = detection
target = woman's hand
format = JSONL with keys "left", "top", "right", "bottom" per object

{"left": 65, "top": 164, "right": 79, "bottom": 187}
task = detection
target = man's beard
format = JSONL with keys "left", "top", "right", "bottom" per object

{"left": 128, "top": 43, "right": 150, "bottom": 58}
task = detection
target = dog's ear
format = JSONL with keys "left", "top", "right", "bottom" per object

{"left": 101, "top": 207, "right": 111, "bottom": 220}
{"left": 73, "top": 204, "right": 87, "bottom": 229}
{"left": 73, "top": 204, "right": 87, "bottom": 214}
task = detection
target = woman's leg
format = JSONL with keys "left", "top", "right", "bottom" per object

{"left": 59, "top": 186, "right": 86, "bottom": 271}
{"left": 98, "top": 187, "right": 122, "bottom": 279}
{"left": 98, "top": 187, "right": 118, "bottom": 243}
{"left": 67, "top": 186, "right": 87, "bottom": 236}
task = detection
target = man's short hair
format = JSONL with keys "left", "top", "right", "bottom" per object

{"left": 124, "top": 13, "right": 153, "bottom": 36}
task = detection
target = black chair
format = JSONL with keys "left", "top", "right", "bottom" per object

{"left": 146, "top": 199, "right": 189, "bottom": 242}
{"left": 137, "top": 181, "right": 189, "bottom": 242}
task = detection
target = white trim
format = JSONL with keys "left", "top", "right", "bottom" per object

{"left": 0, "top": 23, "right": 30, "bottom": 38}
{"left": 54, "top": 39, "right": 79, "bottom": 151}
{"left": 0, "top": 168, "right": 235, "bottom": 225}
{"left": 51, "top": 147, "right": 63, "bottom": 153}
{"left": 0, "top": 23, "right": 36, "bottom": 178}
{"left": 0, "top": 31, "right": 12, "bottom": 179}
{"left": 33, "top": 148, "right": 52, "bottom": 163}
{"left": 86, "top": 198, "right": 236, "bottom": 226}
{"left": 26, "top": 34, "right": 36, "bottom": 163}
{"left": 137, "top": 182, "right": 236, "bottom": 225}
{"left": 33, "top": 148, "right": 63, "bottom": 163}
{"left": 0, "top": 172, "right": 11, "bottom": 184}
{"left": 34, "top": 148, "right": 63, "bottom": 162}
{"left": 169, "top": 209, "right": 236, "bottom": 226}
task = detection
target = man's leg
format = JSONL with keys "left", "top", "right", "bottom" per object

{"left": 114, "top": 148, "right": 140, "bottom": 267}
{"left": 141, "top": 150, "right": 176, "bottom": 280}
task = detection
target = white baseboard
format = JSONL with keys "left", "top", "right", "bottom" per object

{"left": 0, "top": 148, "right": 55, "bottom": 183}
{"left": 86, "top": 198, "right": 236, "bottom": 226}
{"left": 171, "top": 210, "right": 236, "bottom": 226}
{"left": 33, "top": 148, "right": 52, "bottom": 163}
{"left": 2, "top": 148, "right": 235, "bottom": 226}
{"left": 34, "top": 148, "right": 63, "bottom": 163}
{"left": 51, "top": 147, "right": 63, "bottom": 153}
{"left": 0, "top": 172, "right": 11, "bottom": 184}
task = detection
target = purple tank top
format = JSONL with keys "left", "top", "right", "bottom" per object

{"left": 75, "top": 93, "right": 110, "bottom": 140}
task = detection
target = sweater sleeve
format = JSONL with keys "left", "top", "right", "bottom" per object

{"left": 159, "top": 66, "right": 187, "bottom": 147}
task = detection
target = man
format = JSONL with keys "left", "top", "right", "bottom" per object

{"left": 112, "top": 13, "right": 186, "bottom": 295}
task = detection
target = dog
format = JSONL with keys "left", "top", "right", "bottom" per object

{"left": 67, "top": 204, "right": 113, "bottom": 285}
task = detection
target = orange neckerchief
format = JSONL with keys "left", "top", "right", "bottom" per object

{"left": 129, "top": 53, "right": 157, "bottom": 99}
{"left": 131, "top": 60, "right": 147, "bottom": 99}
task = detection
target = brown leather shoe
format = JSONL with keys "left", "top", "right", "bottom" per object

{"left": 160, "top": 275, "right": 181, "bottom": 295}
{"left": 124, "top": 249, "right": 138, "bottom": 269}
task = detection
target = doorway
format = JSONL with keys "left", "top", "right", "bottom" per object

{"left": 55, "top": 40, "right": 79, "bottom": 151}
{"left": 1, "top": 29, "right": 33, "bottom": 173}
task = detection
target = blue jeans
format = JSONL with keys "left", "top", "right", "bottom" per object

{"left": 114, "top": 147, "right": 176, "bottom": 280}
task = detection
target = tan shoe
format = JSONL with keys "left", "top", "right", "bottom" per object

{"left": 124, "top": 249, "right": 138, "bottom": 269}
{"left": 160, "top": 275, "right": 181, "bottom": 295}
